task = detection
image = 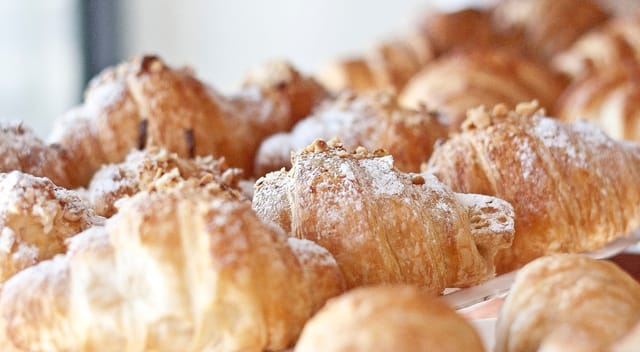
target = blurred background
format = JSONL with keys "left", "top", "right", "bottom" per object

{"left": 0, "top": 0, "right": 488, "bottom": 137}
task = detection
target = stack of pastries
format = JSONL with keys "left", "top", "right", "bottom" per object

{"left": 2, "top": 0, "right": 640, "bottom": 350}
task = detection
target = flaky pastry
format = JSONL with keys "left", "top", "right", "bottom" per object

{"left": 427, "top": 102, "right": 640, "bottom": 272}
{"left": 0, "top": 179, "right": 345, "bottom": 351}
{"left": 253, "top": 139, "right": 515, "bottom": 291}
{"left": 295, "top": 285, "right": 485, "bottom": 352}
{"left": 255, "top": 90, "right": 448, "bottom": 175}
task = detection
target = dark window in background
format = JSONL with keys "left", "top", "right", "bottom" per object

{"left": 80, "top": 0, "right": 121, "bottom": 85}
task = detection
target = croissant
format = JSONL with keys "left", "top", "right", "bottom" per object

{"left": 318, "top": 8, "right": 515, "bottom": 94}
{"left": 254, "top": 91, "right": 449, "bottom": 176}
{"left": 0, "top": 178, "right": 345, "bottom": 351}
{"left": 88, "top": 147, "right": 243, "bottom": 217}
{"left": 614, "top": 320, "right": 640, "bottom": 352}
{"left": 399, "top": 50, "right": 567, "bottom": 131}
{"left": 0, "top": 171, "right": 102, "bottom": 283}
{"left": 0, "top": 122, "right": 73, "bottom": 188}
{"left": 295, "top": 285, "right": 485, "bottom": 352}
{"left": 552, "top": 15, "right": 640, "bottom": 79}
{"left": 555, "top": 66, "right": 640, "bottom": 142}
{"left": 253, "top": 139, "right": 515, "bottom": 292}
{"left": 495, "top": 254, "right": 640, "bottom": 352}
{"left": 492, "top": 0, "right": 609, "bottom": 61}
{"left": 49, "top": 55, "right": 327, "bottom": 187}
{"left": 426, "top": 102, "right": 640, "bottom": 273}
{"left": 318, "top": 31, "right": 433, "bottom": 93}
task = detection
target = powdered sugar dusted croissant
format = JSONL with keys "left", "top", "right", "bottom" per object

{"left": 0, "top": 179, "right": 345, "bottom": 351}
{"left": 295, "top": 285, "right": 485, "bottom": 352}
{"left": 49, "top": 55, "right": 327, "bottom": 187}
{"left": 0, "top": 122, "right": 73, "bottom": 188}
{"left": 552, "top": 15, "right": 640, "bottom": 80}
{"left": 255, "top": 91, "right": 448, "bottom": 176}
{"left": 400, "top": 50, "right": 567, "bottom": 131}
{"left": 426, "top": 102, "right": 640, "bottom": 272}
{"left": 495, "top": 254, "right": 640, "bottom": 352}
{"left": 0, "top": 171, "right": 102, "bottom": 283}
{"left": 253, "top": 139, "right": 515, "bottom": 292}
{"left": 556, "top": 66, "right": 640, "bottom": 142}
{"left": 88, "top": 147, "right": 243, "bottom": 217}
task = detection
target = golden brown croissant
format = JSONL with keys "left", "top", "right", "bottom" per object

{"left": 552, "top": 15, "right": 640, "bottom": 79}
{"left": 318, "top": 32, "right": 434, "bottom": 93}
{"left": 495, "top": 254, "right": 640, "bottom": 352}
{"left": 254, "top": 90, "right": 449, "bottom": 175}
{"left": 492, "top": 0, "right": 609, "bottom": 61}
{"left": 0, "top": 122, "right": 73, "bottom": 188}
{"left": 318, "top": 8, "right": 515, "bottom": 94}
{"left": 88, "top": 147, "right": 243, "bottom": 217}
{"left": 426, "top": 102, "right": 640, "bottom": 273}
{"left": 295, "top": 285, "right": 485, "bottom": 352}
{"left": 253, "top": 139, "right": 515, "bottom": 292}
{"left": 400, "top": 50, "right": 567, "bottom": 131}
{"left": 0, "top": 171, "right": 102, "bottom": 283}
{"left": 556, "top": 66, "right": 640, "bottom": 142}
{"left": 49, "top": 55, "right": 327, "bottom": 187}
{"left": 0, "top": 178, "right": 345, "bottom": 351}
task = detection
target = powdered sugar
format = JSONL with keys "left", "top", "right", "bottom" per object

{"left": 358, "top": 156, "right": 404, "bottom": 196}
{"left": 515, "top": 138, "right": 536, "bottom": 180}
{"left": 287, "top": 237, "right": 338, "bottom": 267}
{"left": 532, "top": 117, "right": 587, "bottom": 167}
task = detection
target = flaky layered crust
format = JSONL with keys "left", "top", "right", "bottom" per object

{"left": 254, "top": 140, "right": 514, "bottom": 292}
{"left": 255, "top": 91, "right": 448, "bottom": 175}
{"left": 556, "top": 66, "right": 640, "bottom": 142}
{"left": 296, "top": 285, "right": 485, "bottom": 352}
{"left": 49, "top": 55, "right": 326, "bottom": 186}
{"left": 427, "top": 102, "right": 640, "bottom": 272}
{"left": 495, "top": 254, "right": 640, "bottom": 352}
{"left": 400, "top": 50, "right": 567, "bottom": 131}
{"left": 0, "top": 179, "right": 345, "bottom": 351}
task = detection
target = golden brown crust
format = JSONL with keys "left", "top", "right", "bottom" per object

{"left": 556, "top": 66, "right": 640, "bottom": 141}
{"left": 254, "top": 91, "right": 449, "bottom": 175}
{"left": 400, "top": 50, "right": 567, "bottom": 131}
{"left": 495, "top": 254, "right": 640, "bottom": 352}
{"left": 0, "top": 122, "right": 73, "bottom": 188}
{"left": 427, "top": 102, "right": 640, "bottom": 272}
{"left": 552, "top": 15, "right": 640, "bottom": 79}
{"left": 253, "top": 139, "right": 515, "bottom": 291}
{"left": 295, "top": 285, "right": 485, "bottom": 352}
{"left": 0, "top": 171, "right": 102, "bottom": 283}
{"left": 88, "top": 147, "right": 243, "bottom": 217}
{"left": 492, "top": 0, "right": 609, "bottom": 60}
{"left": 0, "top": 179, "right": 345, "bottom": 351}
{"left": 49, "top": 55, "right": 326, "bottom": 187}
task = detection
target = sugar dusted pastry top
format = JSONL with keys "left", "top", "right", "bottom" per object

{"left": 0, "top": 122, "right": 72, "bottom": 189}
{"left": 88, "top": 147, "right": 243, "bottom": 217}
{"left": 427, "top": 102, "right": 640, "bottom": 272}
{"left": 254, "top": 139, "right": 515, "bottom": 291}
{"left": 255, "top": 90, "right": 448, "bottom": 176}
{"left": 0, "top": 171, "right": 102, "bottom": 283}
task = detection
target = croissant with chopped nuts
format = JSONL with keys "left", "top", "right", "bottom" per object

{"left": 426, "top": 102, "right": 640, "bottom": 272}
{"left": 88, "top": 147, "right": 243, "bottom": 217}
{"left": 0, "top": 178, "right": 345, "bottom": 351}
{"left": 253, "top": 139, "right": 515, "bottom": 292}
{"left": 495, "top": 254, "right": 640, "bottom": 352}
{"left": 0, "top": 171, "right": 102, "bottom": 283}
{"left": 49, "top": 55, "right": 327, "bottom": 187}
{"left": 400, "top": 50, "right": 567, "bottom": 131}
{"left": 296, "top": 285, "right": 485, "bottom": 352}
{"left": 254, "top": 91, "right": 448, "bottom": 176}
